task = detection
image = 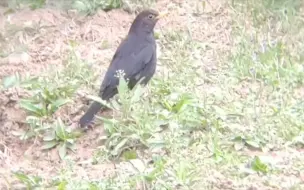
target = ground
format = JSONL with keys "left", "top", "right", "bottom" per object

{"left": 0, "top": 0, "right": 304, "bottom": 189}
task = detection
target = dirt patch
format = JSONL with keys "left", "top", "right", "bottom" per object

{"left": 0, "top": 8, "right": 130, "bottom": 79}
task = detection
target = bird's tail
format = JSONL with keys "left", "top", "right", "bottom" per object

{"left": 79, "top": 101, "right": 105, "bottom": 128}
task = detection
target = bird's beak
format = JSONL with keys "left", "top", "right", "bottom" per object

{"left": 155, "top": 11, "right": 168, "bottom": 20}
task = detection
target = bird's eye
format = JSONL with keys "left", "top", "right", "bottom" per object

{"left": 148, "top": 14, "right": 154, "bottom": 19}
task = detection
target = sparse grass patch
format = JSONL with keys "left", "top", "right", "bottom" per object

{"left": 229, "top": 0, "right": 304, "bottom": 146}
{"left": 14, "top": 48, "right": 93, "bottom": 119}
{"left": 72, "top": 0, "right": 157, "bottom": 15}
{"left": 5, "top": 0, "right": 46, "bottom": 10}
{"left": 2, "top": 48, "right": 93, "bottom": 158}
{"left": 41, "top": 118, "right": 79, "bottom": 159}
{"left": 73, "top": 0, "right": 123, "bottom": 15}
{"left": 210, "top": 0, "right": 304, "bottom": 187}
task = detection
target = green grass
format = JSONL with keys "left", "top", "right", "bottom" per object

{"left": 1, "top": 0, "right": 304, "bottom": 189}
{"left": 229, "top": 0, "right": 304, "bottom": 144}
{"left": 3, "top": 0, "right": 155, "bottom": 14}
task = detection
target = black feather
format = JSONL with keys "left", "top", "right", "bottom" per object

{"left": 79, "top": 9, "right": 160, "bottom": 128}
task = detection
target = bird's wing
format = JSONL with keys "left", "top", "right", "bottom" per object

{"left": 99, "top": 40, "right": 154, "bottom": 99}
{"left": 125, "top": 44, "right": 155, "bottom": 79}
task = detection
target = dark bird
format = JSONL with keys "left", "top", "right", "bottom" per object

{"left": 79, "top": 9, "right": 166, "bottom": 128}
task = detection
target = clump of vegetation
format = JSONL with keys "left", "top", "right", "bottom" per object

{"left": 73, "top": 0, "right": 123, "bottom": 15}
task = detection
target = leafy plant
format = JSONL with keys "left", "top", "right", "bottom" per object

{"left": 17, "top": 72, "right": 77, "bottom": 117}
{"left": 2, "top": 72, "right": 22, "bottom": 88}
{"left": 92, "top": 76, "right": 152, "bottom": 159}
{"left": 251, "top": 156, "right": 269, "bottom": 174}
{"left": 233, "top": 135, "right": 264, "bottom": 150}
{"left": 41, "top": 118, "right": 79, "bottom": 159}
{"left": 20, "top": 98, "right": 71, "bottom": 118}
{"left": 73, "top": 0, "right": 122, "bottom": 15}
{"left": 6, "top": 0, "right": 46, "bottom": 10}
{"left": 13, "top": 171, "right": 43, "bottom": 189}
{"left": 12, "top": 116, "right": 49, "bottom": 140}
{"left": 27, "top": 0, "right": 46, "bottom": 9}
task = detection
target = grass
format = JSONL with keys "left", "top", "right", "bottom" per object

{"left": 4, "top": 0, "right": 155, "bottom": 14}
{"left": 1, "top": 0, "right": 304, "bottom": 189}
{"left": 229, "top": 0, "right": 304, "bottom": 146}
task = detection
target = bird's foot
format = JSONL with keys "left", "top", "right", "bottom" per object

{"left": 79, "top": 121, "right": 95, "bottom": 131}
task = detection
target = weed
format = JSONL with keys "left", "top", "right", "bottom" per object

{"left": 42, "top": 118, "right": 79, "bottom": 159}
{"left": 18, "top": 75, "right": 75, "bottom": 117}
{"left": 73, "top": 0, "right": 122, "bottom": 15}
{"left": 6, "top": 0, "right": 46, "bottom": 10}
{"left": 13, "top": 171, "right": 43, "bottom": 189}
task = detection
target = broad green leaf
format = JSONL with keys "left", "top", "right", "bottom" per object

{"left": 251, "top": 156, "right": 268, "bottom": 174}
{"left": 118, "top": 76, "right": 129, "bottom": 96}
{"left": 57, "top": 180, "right": 68, "bottom": 190}
{"left": 67, "top": 143, "right": 77, "bottom": 152}
{"left": 68, "top": 40, "right": 78, "bottom": 48}
{"left": 25, "top": 116, "right": 42, "bottom": 124}
{"left": 147, "top": 139, "right": 166, "bottom": 149}
{"left": 173, "top": 97, "right": 191, "bottom": 113}
{"left": 110, "top": 99, "right": 120, "bottom": 110}
{"left": 232, "top": 135, "right": 244, "bottom": 142}
{"left": 59, "top": 143, "right": 67, "bottom": 160}
{"left": 87, "top": 95, "right": 112, "bottom": 109}
{"left": 14, "top": 172, "right": 31, "bottom": 183}
{"left": 122, "top": 150, "right": 137, "bottom": 160}
{"left": 73, "top": 1, "right": 88, "bottom": 12}
{"left": 162, "top": 100, "right": 172, "bottom": 111}
{"left": 66, "top": 139, "right": 75, "bottom": 144}
{"left": 55, "top": 119, "right": 67, "bottom": 140}
{"left": 41, "top": 141, "right": 58, "bottom": 150}
{"left": 88, "top": 183, "right": 99, "bottom": 190}
{"left": 2, "top": 74, "right": 20, "bottom": 88}
{"left": 11, "top": 130, "right": 25, "bottom": 137}
{"left": 131, "top": 85, "right": 144, "bottom": 103}
{"left": 20, "top": 131, "right": 35, "bottom": 140}
{"left": 98, "top": 116, "right": 118, "bottom": 125}
{"left": 245, "top": 140, "right": 260, "bottom": 149}
{"left": 43, "top": 131, "right": 56, "bottom": 141}
{"left": 40, "top": 90, "right": 49, "bottom": 101}
{"left": 51, "top": 99, "right": 71, "bottom": 110}
{"left": 13, "top": 171, "right": 42, "bottom": 186}
{"left": 112, "top": 138, "right": 128, "bottom": 156}
{"left": 19, "top": 100, "right": 43, "bottom": 116}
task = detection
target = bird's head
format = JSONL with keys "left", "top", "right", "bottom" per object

{"left": 129, "top": 9, "right": 167, "bottom": 34}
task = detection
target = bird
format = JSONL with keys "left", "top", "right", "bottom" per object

{"left": 79, "top": 9, "right": 167, "bottom": 128}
